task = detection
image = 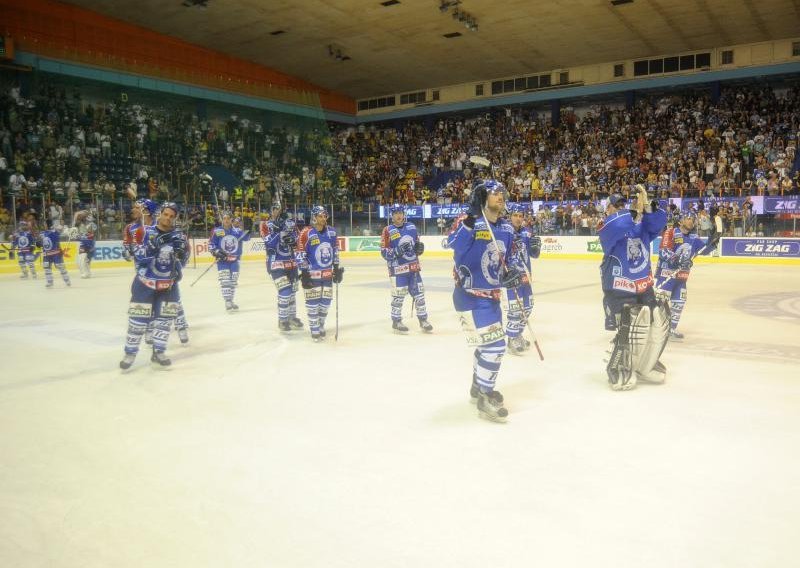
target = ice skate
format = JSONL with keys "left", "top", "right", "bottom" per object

{"left": 311, "top": 332, "right": 323, "bottom": 342}
{"left": 151, "top": 350, "right": 171, "bottom": 367}
{"left": 119, "top": 353, "right": 136, "bottom": 370}
{"left": 177, "top": 328, "right": 189, "bottom": 345}
{"left": 419, "top": 319, "right": 433, "bottom": 333}
{"left": 508, "top": 336, "right": 526, "bottom": 356}
{"left": 392, "top": 320, "right": 409, "bottom": 334}
{"left": 669, "top": 329, "right": 684, "bottom": 340}
{"left": 289, "top": 317, "right": 304, "bottom": 329}
{"left": 279, "top": 320, "right": 292, "bottom": 333}
{"left": 225, "top": 300, "right": 234, "bottom": 312}
{"left": 477, "top": 390, "right": 508, "bottom": 422}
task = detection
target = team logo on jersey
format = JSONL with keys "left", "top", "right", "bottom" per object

{"left": 396, "top": 235, "right": 415, "bottom": 260}
{"left": 151, "top": 245, "right": 175, "bottom": 277}
{"left": 18, "top": 236, "right": 29, "bottom": 247}
{"left": 42, "top": 236, "right": 53, "bottom": 251}
{"left": 315, "top": 242, "right": 333, "bottom": 267}
{"left": 480, "top": 240, "right": 505, "bottom": 285}
{"left": 221, "top": 234, "right": 239, "bottom": 254}
{"left": 626, "top": 238, "right": 649, "bottom": 274}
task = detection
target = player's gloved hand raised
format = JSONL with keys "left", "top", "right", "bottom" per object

{"left": 461, "top": 213, "right": 476, "bottom": 229}
{"left": 414, "top": 240, "right": 425, "bottom": 255}
{"left": 300, "top": 270, "right": 313, "bottom": 289}
{"left": 122, "top": 247, "right": 132, "bottom": 261}
{"left": 332, "top": 264, "right": 344, "bottom": 284}
{"left": 500, "top": 265, "right": 523, "bottom": 289}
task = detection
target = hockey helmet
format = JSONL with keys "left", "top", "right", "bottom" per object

{"left": 506, "top": 203, "right": 525, "bottom": 214}
{"left": 137, "top": 198, "right": 158, "bottom": 216}
{"left": 311, "top": 205, "right": 328, "bottom": 218}
{"left": 471, "top": 179, "right": 507, "bottom": 209}
{"left": 389, "top": 203, "right": 405, "bottom": 215}
{"left": 160, "top": 201, "right": 179, "bottom": 215}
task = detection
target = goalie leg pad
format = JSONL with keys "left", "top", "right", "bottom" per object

{"left": 606, "top": 304, "right": 638, "bottom": 391}
{"left": 634, "top": 300, "right": 670, "bottom": 384}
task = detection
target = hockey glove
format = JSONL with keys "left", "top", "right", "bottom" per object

{"left": 213, "top": 249, "right": 228, "bottom": 261}
{"left": 153, "top": 231, "right": 176, "bottom": 250}
{"left": 300, "top": 270, "right": 313, "bottom": 289}
{"left": 414, "top": 240, "right": 425, "bottom": 255}
{"left": 500, "top": 265, "right": 523, "bottom": 289}
{"left": 281, "top": 231, "right": 297, "bottom": 247}
{"left": 332, "top": 264, "right": 344, "bottom": 284}
{"left": 528, "top": 235, "right": 542, "bottom": 258}
{"left": 122, "top": 247, "right": 132, "bottom": 262}
{"left": 461, "top": 214, "right": 476, "bottom": 229}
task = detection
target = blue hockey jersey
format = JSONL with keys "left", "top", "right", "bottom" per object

{"left": 12, "top": 231, "right": 35, "bottom": 254}
{"left": 654, "top": 226, "right": 709, "bottom": 282}
{"left": 508, "top": 224, "right": 540, "bottom": 275}
{"left": 208, "top": 226, "right": 250, "bottom": 262}
{"left": 447, "top": 215, "right": 515, "bottom": 299}
{"left": 39, "top": 229, "right": 65, "bottom": 258}
{"left": 380, "top": 221, "right": 421, "bottom": 276}
{"left": 265, "top": 219, "right": 298, "bottom": 271}
{"left": 598, "top": 208, "right": 666, "bottom": 295}
{"left": 134, "top": 226, "right": 188, "bottom": 288}
{"left": 297, "top": 224, "right": 339, "bottom": 278}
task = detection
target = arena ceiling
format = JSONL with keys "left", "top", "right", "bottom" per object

{"left": 64, "top": 0, "right": 800, "bottom": 100}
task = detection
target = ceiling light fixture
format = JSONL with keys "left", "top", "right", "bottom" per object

{"left": 440, "top": 1, "right": 477, "bottom": 32}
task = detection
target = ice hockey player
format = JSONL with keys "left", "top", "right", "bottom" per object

{"left": 122, "top": 200, "right": 143, "bottom": 263}
{"left": 380, "top": 204, "right": 433, "bottom": 334}
{"left": 296, "top": 205, "right": 343, "bottom": 341}
{"left": 265, "top": 206, "right": 303, "bottom": 332}
{"left": 504, "top": 203, "right": 541, "bottom": 355}
{"left": 208, "top": 213, "right": 251, "bottom": 312}
{"left": 119, "top": 201, "right": 188, "bottom": 369}
{"left": 38, "top": 221, "right": 72, "bottom": 288}
{"left": 654, "top": 211, "right": 718, "bottom": 340}
{"left": 11, "top": 221, "right": 37, "bottom": 279}
{"left": 77, "top": 225, "right": 96, "bottom": 279}
{"left": 599, "top": 185, "right": 669, "bottom": 391}
{"left": 447, "top": 180, "right": 522, "bottom": 422}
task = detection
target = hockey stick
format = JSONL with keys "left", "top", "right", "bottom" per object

{"left": 189, "top": 228, "right": 251, "bottom": 287}
{"left": 334, "top": 276, "right": 339, "bottom": 342}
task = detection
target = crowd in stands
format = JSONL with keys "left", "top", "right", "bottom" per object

{"left": 1, "top": 71, "right": 799, "bottom": 240}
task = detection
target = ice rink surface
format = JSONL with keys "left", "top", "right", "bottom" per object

{"left": 2, "top": 255, "right": 799, "bottom": 568}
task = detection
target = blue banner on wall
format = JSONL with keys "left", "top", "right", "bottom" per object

{"left": 763, "top": 196, "right": 800, "bottom": 214}
{"left": 430, "top": 204, "right": 470, "bottom": 217}
{"left": 720, "top": 238, "right": 800, "bottom": 258}
{"left": 378, "top": 205, "right": 426, "bottom": 219}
